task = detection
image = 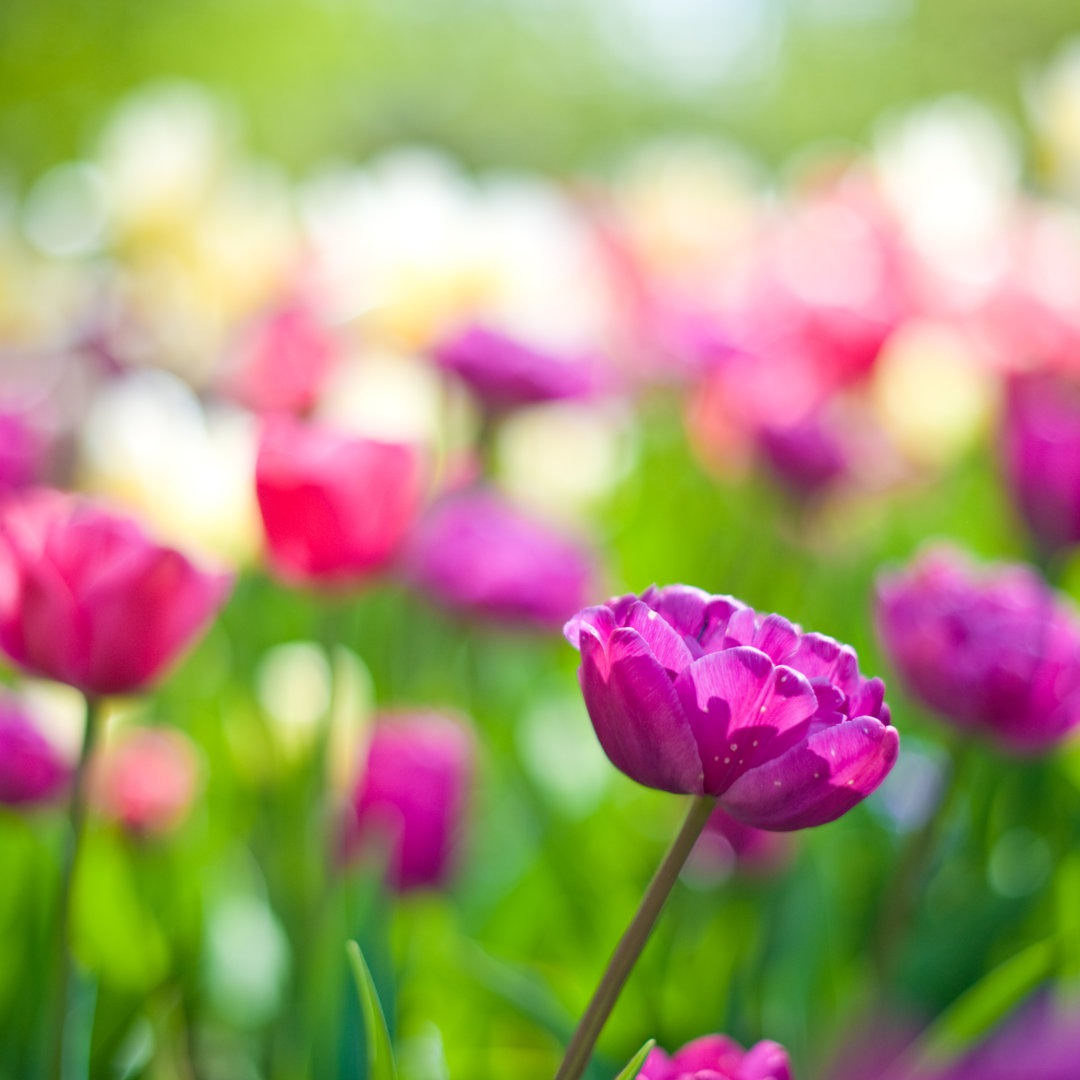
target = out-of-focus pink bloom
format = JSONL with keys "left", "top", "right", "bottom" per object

{"left": 564, "top": 585, "right": 898, "bottom": 828}
{"left": 220, "top": 300, "right": 340, "bottom": 416}
{"left": 405, "top": 489, "right": 593, "bottom": 629}
{"left": 691, "top": 805, "right": 793, "bottom": 878}
{"left": 0, "top": 410, "right": 47, "bottom": 493}
{"left": 876, "top": 547, "right": 1080, "bottom": 752}
{"left": 255, "top": 416, "right": 424, "bottom": 587}
{"left": 91, "top": 727, "right": 201, "bottom": 834}
{"left": 640, "top": 1034, "right": 792, "bottom": 1080}
{"left": 0, "top": 489, "right": 232, "bottom": 696}
{"left": 757, "top": 415, "right": 848, "bottom": 497}
{"left": 936, "top": 992, "right": 1080, "bottom": 1080}
{"left": 0, "top": 696, "right": 70, "bottom": 807}
{"left": 1002, "top": 371, "right": 1080, "bottom": 556}
{"left": 432, "top": 323, "right": 604, "bottom": 410}
{"left": 342, "top": 712, "right": 473, "bottom": 892}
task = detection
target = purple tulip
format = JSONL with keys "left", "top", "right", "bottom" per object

{"left": 1002, "top": 371, "right": 1080, "bottom": 556}
{"left": 406, "top": 489, "right": 594, "bottom": 629}
{"left": 640, "top": 1034, "right": 792, "bottom": 1080}
{"left": 936, "top": 992, "right": 1080, "bottom": 1080}
{"left": 342, "top": 712, "right": 473, "bottom": 892}
{"left": 875, "top": 547, "right": 1080, "bottom": 752}
{"left": 432, "top": 323, "right": 604, "bottom": 411}
{"left": 563, "top": 585, "right": 898, "bottom": 829}
{"left": 757, "top": 415, "right": 848, "bottom": 498}
{"left": 0, "top": 697, "right": 70, "bottom": 807}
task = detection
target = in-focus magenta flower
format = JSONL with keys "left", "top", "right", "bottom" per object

{"left": 640, "top": 1034, "right": 792, "bottom": 1080}
{"left": 91, "top": 727, "right": 201, "bottom": 835}
{"left": 0, "top": 696, "right": 70, "bottom": 807}
{"left": 1001, "top": 371, "right": 1080, "bottom": 556}
{"left": 220, "top": 300, "right": 339, "bottom": 416}
{"left": 875, "top": 546, "right": 1080, "bottom": 752}
{"left": 255, "top": 416, "right": 424, "bottom": 587}
{"left": 0, "top": 489, "right": 232, "bottom": 697}
{"left": 433, "top": 323, "right": 603, "bottom": 411}
{"left": 405, "top": 489, "right": 593, "bottom": 629}
{"left": 563, "top": 585, "right": 897, "bottom": 829}
{"left": 342, "top": 712, "right": 473, "bottom": 892}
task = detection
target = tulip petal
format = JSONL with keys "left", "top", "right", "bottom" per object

{"left": 720, "top": 717, "right": 899, "bottom": 830}
{"left": 563, "top": 604, "right": 616, "bottom": 650}
{"left": 641, "top": 584, "right": 711, "bottom": 639}
{"left": 671, "top": 1035, "right": 745, "bottom": 1075}
{"left": 753, "top": 614, "right": 799, "bottom": 663}
{"left": 624, "top": 600, "right": 695, "bottom": 675}
{"left": 579, "top": 627, "right": 703, "bottom": 794}
{"left": 736, "top": 1041, "right": 792, "bottom": 1080}
{"left": 675, "top": 648, "right": 818, "bottom": 795}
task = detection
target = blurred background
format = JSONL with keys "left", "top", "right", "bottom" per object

{"left": 5, "top": 2, "right": 1080, "bottom": 1080}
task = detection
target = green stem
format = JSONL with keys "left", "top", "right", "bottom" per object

{"left": 872, "top": 740, "right": 969, "bottom": 989}
{"left": 50, "top": 695, "right": 101, "bottom": 1080}
{"left": 553, "top": 795, "right": 716, "bottom": 1080}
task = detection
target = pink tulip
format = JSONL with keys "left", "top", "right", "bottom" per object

{"left": 0, "top": 695, "right": 70, "bottom": 807}
{"left": 255, "top": 416, "right": 425, "bottom": 587}
{"left": 0, "top": 489, "right": 232, "bottom": 696}
{"left": 91, "top": 727, "right": 201, "bottom": 834}
{"left": 640, "top": 1034, "right": 792, "bottom": 1080}
{"left": 220, "top": 300, "right": 339, "bottom": 416}
{"left": 342, "top": 712, "right": 473, "bottom": 892}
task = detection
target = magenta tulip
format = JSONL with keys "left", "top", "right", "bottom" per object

{"left": 563, "top": 585, "right": 898, "bottom": 829}
{"left": 0, "top": 696, "right": 70, "bottom": 807}
{"left": 406, "top": 489, "right": 593, "bottom": 628}
{"left": 255, "top": 416, "right": 424, "bottom": 587}
{"left": 875, "top": 546, "right": 1080, "bottom": 752}
{"left": 0, "top": 409, "right": 46, "bottom": 493}
{"left": 0, "top": 489, "right": 231, "bottom": 696}
{"left": 1001, "top": 370, "right": 1080, "bottom": 556}
{"left": 640, "top": 1034, "right": 792, "bottom": 1080}
{"left": 433, "top": 323, "right": 603, "bottom": 410}
{"left": 342, "top": 712, "right": 473, "bottom": 892}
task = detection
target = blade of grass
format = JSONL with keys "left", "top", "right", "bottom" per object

{"left": 614, "top": 1039, "right": 656, "bottom": 1080}
{"left": 346, "top": 940, "right": 397, "bottom": 1080}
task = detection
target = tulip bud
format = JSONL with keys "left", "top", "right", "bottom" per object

{"left": 639, "top": 1034, "right": 792, "bottom": 1080}
{"left": 875, "top": 546, "right": 1080, "bottom": 753}
{"left": 341, "top": 712, "right": 473, "bottom": 892}
{"left": 255, "top": 416, "right": 424, "bottom": 588}
{"left": 405, "top": 488, "right": 594, "bottom": 629}
{"left": 0, "top": 696, "right": 70, "bottom": 807}
{"left": 91, "top": 727, "right": 201, "bottom": 834}
{"left": 0, "top": 489, "right": 232, "bottom": 697}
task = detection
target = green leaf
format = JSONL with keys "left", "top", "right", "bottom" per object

{"left": 614, "top": 1039, "right": 656, "bottom": 1080}
{"left": 919, "top": 938, "right": 1057, "bottom": 1063}
{"left": 346, "top": 940, "right": 398, "bottom": 1080}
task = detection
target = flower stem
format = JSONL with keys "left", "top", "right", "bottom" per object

{"left": 50, "top": 695, "right": 101, "bottom": 1080}
{"left": 554, "top": 794, "right": 716, "bottom": 1080}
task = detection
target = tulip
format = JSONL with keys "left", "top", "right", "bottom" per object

{"left": 563, "top": 585, "right": 898, "bottom": 829}
{"left": 255, "top": 416, "right": 424, "bottom": 587}
{"left": 757, "top": 415, "right": 848, "bottom": 498}
{"left": 432, "top": 323, "right": 602, "bottom": 411}
{"left": 1001, "top": 370, "right": 1080, "bottom": 558}
{"left": 91, "top": 727, "right": 200, "bottom": 835}
{"left": 405, "top": 488, "right": 593, "bottom": 629}
{"left": 341, "top": 712, "right": 473, "bottom": 892}
{"left": 0, "top": 488, "right": 232, "bottom": 697}
{"left": 0, "top": 696, "right": 70, "bottom": 807}
{"left": 0, "top": 409, "right": 46, "bottom": 493}
{"left": 640, "top": 1035, "right": 792, "bottom": 1080}
{"left": 220, "top": 300, "right": 339, "bottom": 416}
{"left": 875, "top": 546, "right": 1080, "bottom": 752}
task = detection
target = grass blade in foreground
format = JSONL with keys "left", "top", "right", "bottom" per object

{"left": 346, "top": 940, "right": 398, "bottom": 1080}
{"left": 614, "top": 1039, "right": 656, "bottom": 1080}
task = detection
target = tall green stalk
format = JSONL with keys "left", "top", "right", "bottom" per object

{"left": 553, "top": 795, "right": 716, "bottom": 1080}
